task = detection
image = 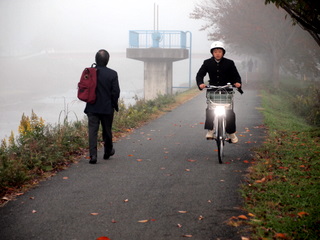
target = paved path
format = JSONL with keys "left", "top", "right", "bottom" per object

{"left": 0, "top": 87, "right": 265, "bottom": 240}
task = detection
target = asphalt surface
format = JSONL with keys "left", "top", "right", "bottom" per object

{"left": 0, "top": 86, "right": 265, "bottom": 240}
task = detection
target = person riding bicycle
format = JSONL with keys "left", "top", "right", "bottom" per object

{"left": 196, "top": 41, "right": 242, "bottom": 143}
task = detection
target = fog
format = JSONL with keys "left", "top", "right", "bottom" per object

{"left": 0, "top": 0, "right": 211, "bottom": 140}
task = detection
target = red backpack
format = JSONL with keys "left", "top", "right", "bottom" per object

{"left": 77, "top": 64, "right": 97, "bottom": 104}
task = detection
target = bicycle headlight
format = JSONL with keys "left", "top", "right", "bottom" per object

{"left": 214, "top": 106, "right": 226, "bottom": 116}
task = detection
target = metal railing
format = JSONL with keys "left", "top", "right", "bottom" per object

{"left": 129, "top": 30, "right": 187, "bottom": 49}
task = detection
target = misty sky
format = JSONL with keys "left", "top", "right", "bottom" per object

{"left": 0, "top": 0, "right": 209, "bottom": 55}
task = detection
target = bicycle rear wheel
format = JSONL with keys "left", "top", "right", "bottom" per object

{"left": 216, "top": 117, "right": 224, "bottom": 164}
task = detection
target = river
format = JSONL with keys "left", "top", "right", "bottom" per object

{"left": 0, "top": 51, "right": 206, "bottom": 140}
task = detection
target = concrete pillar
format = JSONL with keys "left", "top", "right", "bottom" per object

{"left": 126, "top": 48, "right": 188, "bottom": 100}
{"left": 144, "top": 60, "right": 172, "bottom": 100}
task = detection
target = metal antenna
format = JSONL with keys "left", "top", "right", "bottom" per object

{"left": 154, "top": 3, "right": 159, "bottom": 31}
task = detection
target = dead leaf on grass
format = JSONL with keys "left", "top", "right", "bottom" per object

{"left": 297, "top": 211, "right": 309, "bottom": 218}
{"left": 274, "top": 233, "right": 288, "bottom": 239}
{"left": 238, "top": 215, "right": 248, "bottom": 220}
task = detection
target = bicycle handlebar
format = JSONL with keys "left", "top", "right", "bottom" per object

{"left": 205, "top": 83, "right": 244, "bottom": 94}
{"left": 205, "top": 84, "right": 233, "bottom": 89}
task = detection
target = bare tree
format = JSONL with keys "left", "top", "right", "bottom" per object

{"left": 191, "top": 0, "right": 320, "bottom": 86}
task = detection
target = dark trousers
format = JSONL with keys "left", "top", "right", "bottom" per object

{"left": 87, "top": 113, "right": 114, "bottom": 157}
{"left": 205, "top": 108, "right": 236, "bottom": 134}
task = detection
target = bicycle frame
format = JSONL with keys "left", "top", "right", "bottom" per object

{"left": 206, "top": 84, "right": 235, "bottom": 163}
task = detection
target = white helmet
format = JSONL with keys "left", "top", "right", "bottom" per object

{"left": 210, "top": 41, "right": 226, "bottom": 54}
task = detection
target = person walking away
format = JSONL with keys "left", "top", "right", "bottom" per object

{"left": 196, "top": 41, "right": 241, "bottom": 143}
{"left": 84, "top": 49, "right": 120, "bottom": 164}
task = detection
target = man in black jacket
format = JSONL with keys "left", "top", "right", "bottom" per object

{"left": 196, "top": 41, "right": 241, "bottom": 143}
{"left": 84, "top": 49, "right": 120, "bottom": 164}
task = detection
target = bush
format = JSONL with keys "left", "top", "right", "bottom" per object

{"left": 292, "top": 86, "right": 320, "bottom": 126}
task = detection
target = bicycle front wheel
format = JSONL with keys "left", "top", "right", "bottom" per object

{"left": 216, "top": 117, "right": 225, "bottom": 164}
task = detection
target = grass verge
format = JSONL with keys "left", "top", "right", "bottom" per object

{"left": 241, "top": 87, "right": 320, "bottom": 239}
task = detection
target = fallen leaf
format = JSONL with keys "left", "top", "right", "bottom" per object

{"left": 178, "top": 211, "right": 188, "bottom": 213}
{"left": 63, "top": 177, "right": 69, "bottom": 180}
{"left": 241, "top": 237, "right": 250, "bottom": 240}
{"left": 248, "top": 213, "right": 255, "bottom": 217}
{"left": 187, "top": 159, "right": 197, "bottom": 162}
{"left": 185, "top": 169, "right": 191, "bottom": 172}
{"left": 255, "top": 177, "right": 266, "bottom": 183}
{"left": 136, "top": 159, "right": 143, "bottom": 162}
{"left": 177, "top": 224, "right": 182, "bottom": 228}
{"left": 274, "top": 233, "right": 288, "bottom": 239}
{"left": 123, "top": 199, "right": 129, "bottom": 202}
{"left": 32, "top": 210, "right": 37, "bottom": 213}
{"left": 111, "top": 219, "right": 117, "bottom": 223}
{"left": 297, "top": 211, "right": 309, "bottom": 217}
{"left": 96, "top": 237, "right": 111, "bottom": 240}
{"left": 198, "top": 215, "right": 204, "bottom": 220}
{"left": 182, "top": 235, "right": 192, "bottom": 238}
{"left": 238, "top": 215, "right": 248, "bottom": 220}
{"left": 138, "top": 220, "right": 149, "bottom": 223}
{"left": 91, "top": 213, "right": 99, "bottom": 216}
{"left": 150, "top": 219, "right": 156, "bottom": 222}
{"left": 243, "top": 160, "right": 249, "bottom": 163}
{"left": 128, "top": 154, "right": 134, "bottom": 157}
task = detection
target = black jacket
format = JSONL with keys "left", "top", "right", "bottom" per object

{"left": 84, "top": 66, "right": 120, "bottom": 115}
{"left": 196, "top": 57, "right": 241, "bottom": 90}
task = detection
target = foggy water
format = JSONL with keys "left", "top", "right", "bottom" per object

{"left": 0, "top": 52, "right": 204, "bottom": 140}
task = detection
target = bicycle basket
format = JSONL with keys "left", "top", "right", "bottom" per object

{"left": 206, "top": 90, "right": 234, "bottom": 109}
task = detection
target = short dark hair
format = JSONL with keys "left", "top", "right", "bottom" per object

{"left": 95, "top": 49, "right": 110, "bottom": 66}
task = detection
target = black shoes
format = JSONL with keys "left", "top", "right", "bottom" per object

{"left": 104, "top": 148, "right": 115, "bottom": 160}
{"left": 89, "top": 149, "right": 115, "bottom": 163}
{"left": 89, "top": 156, "right": 97, "bottom": 164}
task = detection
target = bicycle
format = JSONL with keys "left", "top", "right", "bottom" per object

{"left": 205, "top": 83, "right": 235, "bottom": 164}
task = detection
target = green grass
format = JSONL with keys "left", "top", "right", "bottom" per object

{"left": 241, "top": 84, "right": 320, "bottom": 239}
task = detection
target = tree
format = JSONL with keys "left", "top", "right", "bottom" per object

{"left": 191, "top": 0, "right": 320, "bottom": 86}
{"left": 265, "top": 0, "right": 320, "bottom": 46}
